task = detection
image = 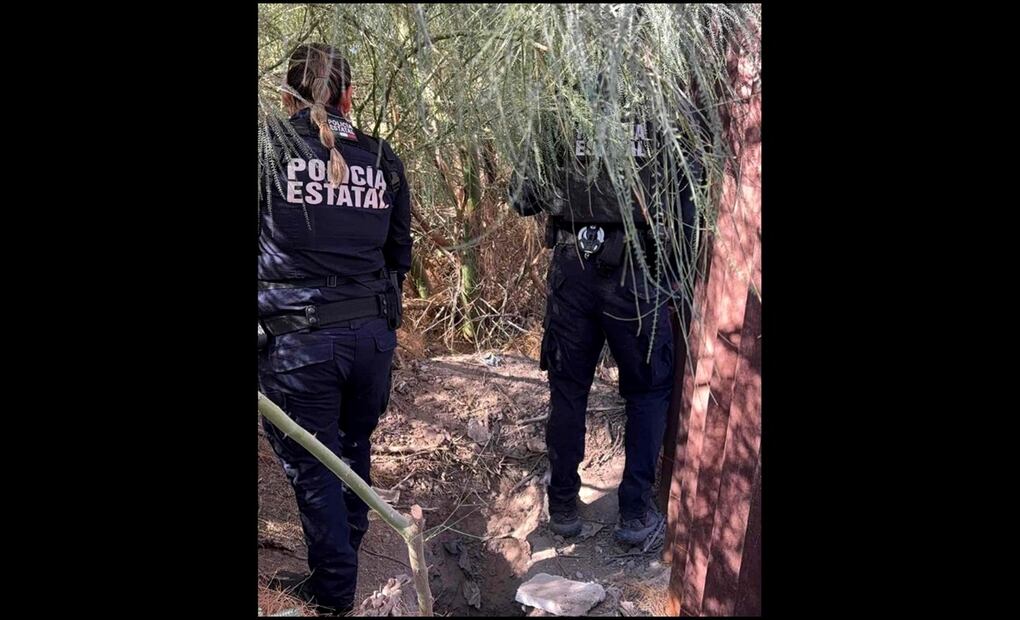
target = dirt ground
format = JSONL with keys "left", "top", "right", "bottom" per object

{"left": 258, "top": 351, "right": 671, "bottom": 617}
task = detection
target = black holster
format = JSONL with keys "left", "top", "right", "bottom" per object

{"left": 595, "top": 229, "right": 626, "bottom": 275}
{"left": 386, "top": 270, "right": 403, "bottom": 330}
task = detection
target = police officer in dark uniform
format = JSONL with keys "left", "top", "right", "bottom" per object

{"left": 258, "top": 43, "right": 411, "bottom": 614}
{"left": 512, "top": 104, "right": 698, "bottom": 546}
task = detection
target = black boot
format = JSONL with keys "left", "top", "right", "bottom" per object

{"left": 613, "top": 509, "right": 662, "bottom": 546}
{"left": 549, "top": 507, "right": 583, "bottom": 537}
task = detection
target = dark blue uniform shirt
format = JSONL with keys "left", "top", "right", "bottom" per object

{"left": 258, "top": 108, "right": 412, "bottom": 316}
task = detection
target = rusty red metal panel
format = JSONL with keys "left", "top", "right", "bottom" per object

{"left": 658, "top": 237, "right": 712, "bottom": 520}
{"left": 666, "top": 16, "right": 761, "bottom": 615}
{"left": 664, "top": 235, "right": 714, "bottom": 613}
{"left": 679, "top": 205, "right": 755, "bottom": 614}
{"left": 702, "top": 283, "right": 761, "bottom": 615}
{"left": 666, "top": 234, "right": 722, "bottom": 594}
{"left": 733, "top": 446, "right": 761, "bottom": 617}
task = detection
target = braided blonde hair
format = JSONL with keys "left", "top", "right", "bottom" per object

{"left": 282, "top": 43, "right": 351, "bottom": 186}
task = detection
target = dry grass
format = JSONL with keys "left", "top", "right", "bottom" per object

{"left": 618, "top": 563, "right": 671, "bottom": 616}
{"left": 258, "top": 578, "right": 315, "bottom": 617}
{"left": 402, "top": 206, "right": 550, "bottom": 355}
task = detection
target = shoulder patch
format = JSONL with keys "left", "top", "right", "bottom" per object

{"left": 327, "top": 116, "right": 358, "bottom": 142}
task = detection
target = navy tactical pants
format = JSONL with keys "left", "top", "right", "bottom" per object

{"left": 541, "top": 241, "right": 674, "bottom": 521}
{"left": 259, "top": 316, "right": 396, "bottom": 611}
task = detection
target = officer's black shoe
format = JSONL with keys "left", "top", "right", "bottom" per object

{"left": 613, "top": 509, "right": 663, "bottom": 546}
{"left": 549, "top": 509, "right": 583, "bottom": 537}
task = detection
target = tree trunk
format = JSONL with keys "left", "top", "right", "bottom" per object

{"left": 458, "top": 143, "right": 482, "bottom": 343}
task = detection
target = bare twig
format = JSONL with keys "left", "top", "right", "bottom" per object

{"left": 494, "top": 383, "right": 522, "bottom": 418}
{"left": 361, "top": 546, "right": 412, "bottom": 570}
{"left": 508, "top": 459, "right": 544, "bottom": 494}
{"left": 390, "top": 469, "right": 418, "bottom": 491}
{"left": 515, "top": 413, "right": 550, "bottom": 426}
{"left": 374, "top": 445, "right": 450, "bottom": 459}
{"left": 424, "top": 505, "right": 482, "bottom": 541}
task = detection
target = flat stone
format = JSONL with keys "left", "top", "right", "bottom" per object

{"left": 514, "top": 573, "right": 606, "bottom": 616}
{"left": 467, "top": 418, "right": 490, "bottom": 444}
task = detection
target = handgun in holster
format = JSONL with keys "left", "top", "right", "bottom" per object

{"left": 386, "top": 270, "right": 403, "bottom": 330}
